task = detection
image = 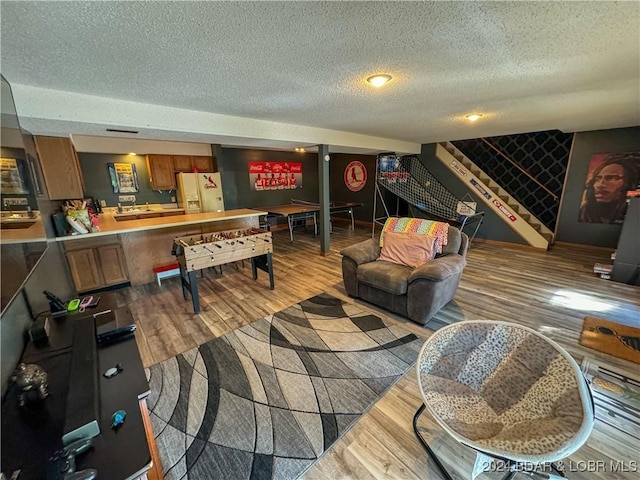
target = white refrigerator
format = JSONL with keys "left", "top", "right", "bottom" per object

{"left": 176, "top": 172, "right": 225, "bottom": 213}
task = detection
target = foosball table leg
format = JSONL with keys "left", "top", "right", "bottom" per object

{"left": 179, "top": 263, "right": 189, "bottom": 300}
{"left": 251, "top": 258, "right": 258, "bottom": 281}
{"left": 267, "top": 252, "right": 274, "bottom": 290}
{"left": 188, "top": 270, "right": 200, "bottom": 313}
{"left": 250, "top": 253, "right": 275, "bottom": 290}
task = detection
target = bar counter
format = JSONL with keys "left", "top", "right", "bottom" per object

{"left": 0, "top": 215, "right": 47, "bottom": 244}
{"left": 56, "top": 208, "right": 269, "bottom": 287}
{"left": 56, "top": 208, "right": 267, "bottom": 242}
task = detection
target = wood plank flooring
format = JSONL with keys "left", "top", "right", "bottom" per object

{"left": 115, "top": 225, "right": 640, "bottom": 479}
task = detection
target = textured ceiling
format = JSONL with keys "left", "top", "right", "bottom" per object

{"left": 1, "top": 1, "right": 639, "bottom": 153}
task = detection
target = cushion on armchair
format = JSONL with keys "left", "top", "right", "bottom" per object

{"left": 381, "top": 217, "right": 449, "bottom": 254}
{"left": 358, "top": 261, "right": 413, "bottom": 295}
{"left": 378, "top": 231, "right": 437, "bottom": 268}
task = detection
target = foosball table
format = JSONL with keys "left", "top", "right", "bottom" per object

{"left": 173, "top": 227, "right": 274, "bottom": 313}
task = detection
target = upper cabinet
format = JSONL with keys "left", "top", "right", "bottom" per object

{"left": 146, "top": 155, "right": 176, "bottom": 190}
{"left": 172, "top": 155, "right": 193, "bottom": 173}
{"left": 192, "top": 155, "right": 214, "bottom": 172}
{"left": 173, "top": 155, "right": 214, "bottom": 173}
{"left": 34, "top": 136, "right": 84, "bottom": 200}
{"left": 146, "top": 155, "right": 215, "bottom": 190}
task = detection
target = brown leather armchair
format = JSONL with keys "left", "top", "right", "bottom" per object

{"left": 340, "top": 226, "right": 468, "bottom": 325}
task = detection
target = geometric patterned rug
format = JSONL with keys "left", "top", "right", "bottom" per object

{"left": 146, "top": 293, "right": 424, "bottom": 479}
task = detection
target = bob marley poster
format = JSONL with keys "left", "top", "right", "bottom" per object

{"left": 578, "top": 152, "right": 640, "bottom": 224}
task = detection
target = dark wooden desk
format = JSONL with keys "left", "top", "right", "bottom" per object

{"left": 1, "top": 295, "right": 159, "bottom": 479}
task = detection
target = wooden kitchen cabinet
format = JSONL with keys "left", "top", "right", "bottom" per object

{"left": 66, "top": 248, "right": 103, "bottom": 292}
{"left": 34, "top": 136, "right": 85, "bottom": 200}
{"left": 191, "top": 156, "right": 214, "bottom": 172}
{"left": 146, "top": 155, "right": 176, "bottom": 190}
{"left": 64, "top": 237, "right": 129, "bottom": 293}
{"left": 146, "top": 154, "right": 216, "bottom": 189}
{"left": 173, "top": 155, "right": 214, "bottom": 173}
{"left": 172, "top": 155, "right": 193, "bottom": 172}
{"left": 97, "top": 244, "right": 129, "bottom": 285}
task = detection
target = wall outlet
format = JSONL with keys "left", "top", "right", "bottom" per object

{"left": 171, "top": 196, "right": 176, "bottom": 202}
{"left": 118, "top": 195, "right": 136, "bottom": 202}
{"left": 100, "top": 200, "right": 107, "bottom": 207}
{"left": 3, "top": 198, "right": 28, "bottom": 206}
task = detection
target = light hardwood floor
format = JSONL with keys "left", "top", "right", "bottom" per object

{"left": 116, "top": 223, "right": 640, "bottom": 479}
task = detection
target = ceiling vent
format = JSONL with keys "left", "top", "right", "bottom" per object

{"left": 106, "top": 128, "right": 139, "bottom": 134}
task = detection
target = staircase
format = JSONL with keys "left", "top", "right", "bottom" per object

{"left": 436, "top": 142, "right": 554, "bottom": 249}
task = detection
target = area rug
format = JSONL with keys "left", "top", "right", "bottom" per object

{"left": 581, "top": 358, "right": 640, "bottom": 441}
{"left": 146, "top": 293, "right": 423, "bottom": 479}
{"left": 579, "top": 316, "right": 640, "bottom": 364}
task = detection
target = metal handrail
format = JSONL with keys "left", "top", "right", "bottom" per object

{"left": 480, "top": 138, "right": 558, "bottom": 202}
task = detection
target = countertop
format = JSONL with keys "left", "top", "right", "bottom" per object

{"left": 0, "top": 215, "right": 47, "bottom": 244}
{"left": 56, "top": 208, "right": 267, "bottom": 242}
{"left": 111, "top": 207, "right": 185, "bottom": 219}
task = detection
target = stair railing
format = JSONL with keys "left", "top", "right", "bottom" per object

{"left": 479, "top": 138, "right": 559, "bottom": 202}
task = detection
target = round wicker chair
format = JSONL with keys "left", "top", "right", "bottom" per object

{"left": 414, "top": 320, "right": 594, "bottom": 479}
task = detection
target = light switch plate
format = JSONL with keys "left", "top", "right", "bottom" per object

{"left": 100, "top": 200, "right": 107, "bottom": 207}
{"left": 171, "top": 196, "right": 176, "bottom": 202}
{"left": 118, "top": 195, "right": 136, "bottom": 202}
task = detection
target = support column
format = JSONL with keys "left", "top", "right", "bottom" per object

{"left": 318, "top": 145, "right": 331, "bottom": 255}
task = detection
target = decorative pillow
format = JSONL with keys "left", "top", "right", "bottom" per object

{"left": 377, "top": 231, "right": 437, "bottom": 268}
{"left": 380, "top": 217, "right": 449, "bottom": 254}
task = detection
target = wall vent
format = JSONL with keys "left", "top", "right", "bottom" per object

{"left": 106, "top": 128, "right": 139, "bottom": 134}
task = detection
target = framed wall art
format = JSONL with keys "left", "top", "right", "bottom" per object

{"left": 108, "top": 162, "right": 139, "bottom": 193}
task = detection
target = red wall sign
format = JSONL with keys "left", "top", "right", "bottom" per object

{"left": 249, "top": 162, "right": 302, "bottom": 191}
{"left": 344, "top": 161, "right": 367, "bottom": 192}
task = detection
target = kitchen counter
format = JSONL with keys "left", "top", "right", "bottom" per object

{"left": 0, "top": 214, "right": 47, "bottom": 244}
{"left": 56, "top": 208, "right": 267, "bottom": 242}
{"left": 111, "top": 207, "right": 185, "bottom": 220}
{"left": 57, "top": 208, "right": 270, "bottom": 287}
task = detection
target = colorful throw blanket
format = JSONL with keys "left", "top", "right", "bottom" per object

{"left": 381, "top": 217, "right": 449, "bottom": 253}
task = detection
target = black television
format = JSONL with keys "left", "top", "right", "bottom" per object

{"left": 0, "top": 75, "right": 48, "bottom": 394}
{"left": 0, "top": 75, "right": 48, "bottom": 313}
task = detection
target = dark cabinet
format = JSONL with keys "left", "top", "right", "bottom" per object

{"left": 612, "top": 197, "right": 640, "bottom": 285}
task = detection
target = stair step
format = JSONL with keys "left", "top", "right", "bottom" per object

{"left": 437, "top": 144, "right": 551, "bottom": 249}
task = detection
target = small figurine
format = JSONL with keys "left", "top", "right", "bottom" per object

{"left": 111, "top": 409, "right": 126, "bottom": 429}
{"left": 11, "top": 363, "right": 48, "bottom": 406}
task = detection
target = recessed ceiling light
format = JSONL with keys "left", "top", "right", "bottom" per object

{"left": 366, "top": 74, "right": 392, "bottom": 87}
{"left": 466, "top": 114, "right": 483, "bottom": 121}
{"left": 129, "top": 152, "right": 137, "bottom": 156}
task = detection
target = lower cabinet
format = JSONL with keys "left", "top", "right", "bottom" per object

{"left": 98, "top": 244, "right": 129, "bottom": 286}
{"left": 64, "top": 237, "right": 129, "bottom": 292}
